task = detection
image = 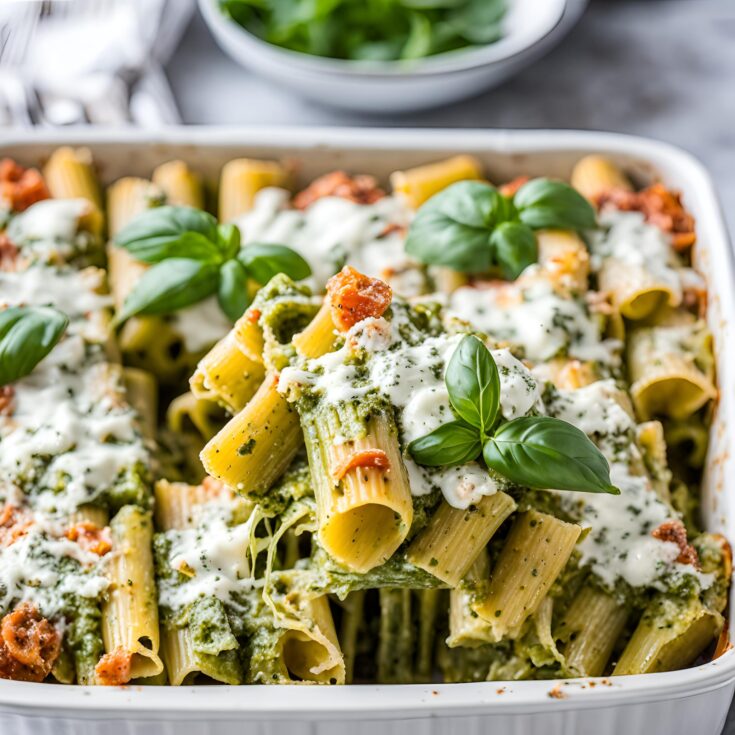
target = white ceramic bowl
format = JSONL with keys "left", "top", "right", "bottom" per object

{"left": 198, "top": 0, "right": 586, "bottom": 113}
{"left": 0, "top": 126, "right": 733, "bottom": 735}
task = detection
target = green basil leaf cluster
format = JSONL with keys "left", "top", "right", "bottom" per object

{"left": 0, "top": 306, "right": 69, "bottom": 386}
{"left": 220, "top": 0, "right": 506, "bottom": 62}
{"left": 405, "top": 178, "right": 596, "bottom": 279}
{"left": 407, "top": 335, "right": 619, "bottom": 495}
{"left": 114, "top": 206, "right": 311, "bottom": 325}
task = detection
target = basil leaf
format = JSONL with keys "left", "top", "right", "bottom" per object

{"left": 0, "top": 306, "right": 68, "bottom": 386}
{"left": 405, "top": 181, "right": 513, "bottom": 273}
{"left": 490, "top": 221, "right": 538, "bottom": 280}
{"left": 401, "top": 12, "right": 432, "bottom": 60}
{"left": 217, "top": 223, "right": 241, "bottom": 261}
{"left": 115, "top": 206, "right": 222, "bottom": 264}
{"left": 483, "top": 416, "right": 619, "bottom": 494}
{"left": 116, "top": 258, "right": 219, "bottom": 324}
{"left": 446, "top": 335, "right": 499, "bottom": 435}
{"left": 218, "top": 259, "right": 251, "bottom": 322}
{"left": 408, "top": 420, "right": 482, "bottom": 467}
{"left": 237, "top": 243, "right": 312, "bottom": 284}
{"left": 514, "top": 179, "right": 597, "bottom": 231}
{"left": 448, "top": 0, "right": 505, "bottom": 44}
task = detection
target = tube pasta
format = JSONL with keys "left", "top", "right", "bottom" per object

{"left": 152, "top": 160, "right": 204, "bottom": 209}
{"left": 535, "top": 229, "right": 590, "bottom": 295}
{"left": 274, "top": 594, "right": 345, "bottom": 684}
{"left": 636, "top": 420, "right": 672, "bottom": 501}
{"left": 107, "top": 176, "right": 164, "bottom": 239}
{"left": 571, "top": 155, "right": 633, "bottom": 202}
{"left": 613, "top": 596, "right": 722, "bottom": 675}
{"left": 628, "top": 318, "right": 717, "bottom": 420}
{"left": 201, "top": 374, "right": 303, "bottom": 493}
{"left": 664, "top": 419, "right": 709, "bottom": 468}
{"left": 390, "top": 155, "right": 483, "bottom": 208}
{"left": 43, "top": 146, "right": 104, "bottom": 235}
{"left": 167, "top": 391, "right": 225, "bottom": 442}
{"left": 407, "top": 492, "right": 516, "bottom": 587}
{"left": 377, "top": 589, "right": 414, "bottom": 683}
{"left": 219, "top": 158, "right": 290, "bottom": 221}
{"left": 123, "top": 367, "right": 158, "bottom": 440}
{"left": 597, "top": 256, "right": 680, "bottom": 320}
{"left": 155, "top": 480, "right": 245, "bottom": 685}
{"left": 339, "top": 591, "right": 365, "bottom": 684}
{"left": 472, "top": 511, "right": 581, "bottom": 640}
{"left": 556, "top": 585, "right": 629, "bottom": 676}
{"left": 190, "top": 333, "right": 266, "bottom": 413}
{"left": 305, "top": 409, "right": 413, "bottom": 573}
{"left": 292, "top": 302, "right": 337, "bottom": 358}
{"left": 447, "top": 551, "right": 493, "bottom": 647}
{"left": 201, "top": 295, "right": 336, "bottom": 493}
{"left": 98, "top": 505, "right": 163, "bottom": 683}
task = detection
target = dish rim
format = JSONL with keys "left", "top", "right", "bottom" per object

{"left": 197, "top": 0, "right": 568, "bottom": 78}
{"left": 0, "top": 125, "right": 732, "bottom": 716}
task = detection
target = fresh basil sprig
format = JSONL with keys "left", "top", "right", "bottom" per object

{"left": 114, "top": 206, "right": 312, "bottom": 325}
{"left": 0, "top": 306, "right": 69, "bottom": 386}
{"left": 405, "top": 178, "right": 596, "bottom": 279}
{"left": 408, "top": 335, "right": 619, "bottom": 495}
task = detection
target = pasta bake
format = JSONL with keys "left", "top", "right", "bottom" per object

{"left": 0, "top": 147, "right": 728, "bottom": 686}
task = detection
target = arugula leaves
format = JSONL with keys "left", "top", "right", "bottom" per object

{"left": 405, "top": 178, "right": 595, "bottom": 278}
{"left": 220, "top": 0, "right": 507, "bottom": 63}
{"left": 0, "top": 306, "right": 69, "bottom": 386}
{"left": 407, "top": 335, "right": 619, "bottom": 495}
{"left": 113, "top": 206, "right": 311, "bottom": 325}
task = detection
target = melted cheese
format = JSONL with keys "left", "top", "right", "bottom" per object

{"left": 158, "top": 499, "right": 257, "bottom": 611}
{"left": 0, "top": 336, "right": 148, "bottom": 516}
{"left": 7, "top": 199, "right": 93, "bottom": 262}
{"left": 235, "top": 187, "right": 420, "bottom": 293}
{"left": 591, "top": 209, "right": 683, "bottom": 302}
{"left": 448, "top": 280, "right": 620, "bottom": 365}
{"left": 0, "top": 519, "right": 109, "bottom": 619}
{"left": 547, "top": 381, "right": 712, "bottom": 591}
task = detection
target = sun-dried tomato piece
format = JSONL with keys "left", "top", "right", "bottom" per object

{"left": 293, "top": 171, "right": 385, "bottom": 210}
{"left": 597, "top": 184, "right": 696, "bottom": 251}
{"left": 0, "top": 234, "right": 19, "bottom": 271}
{"left": 0, "top": 159, "right": 50, "bottom": 213}
{"left": 95, "top": 647, "right": 133, "bottom": 686}
{"left": 652, "top": 519, "right": 700, "bottom": 568}
{"left": 0, "top": 386, "right": 15, "bottom": 416}
{"left": 498, "top": 175, "right": 530, "bottom": 198}
{"left": 332, "top": 449, "right": 390, "bottom": 482}
{"left": 326, "top": 266, "right": 392, "bottom": 332}
{"left": 66, "top": 522, "right": 112, "bottom": 556}
{"left": 0, "top": 504, "right": 31, "bottom": 547}
{"left": 0, "top": 603, "right": 61, "bottom": 681}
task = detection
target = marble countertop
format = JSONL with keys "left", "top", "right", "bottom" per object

{"left": 168, "top": 2, "right": 735, "bottom": 730}
{"left": 168, "top": 0, "right": 735, "bottom": 236}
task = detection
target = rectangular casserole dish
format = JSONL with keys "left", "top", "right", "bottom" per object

{"left": 0, "top": 126, "right": 732, "bottom": 735}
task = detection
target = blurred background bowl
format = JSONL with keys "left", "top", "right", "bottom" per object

{"left": 199, "top": 0, "right": 587, "bottom": 113}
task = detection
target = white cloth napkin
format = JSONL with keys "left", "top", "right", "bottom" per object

{"left": 0, "top": 0, "right": 194, "bottom": 126}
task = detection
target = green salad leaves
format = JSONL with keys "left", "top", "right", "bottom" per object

{"left": 0, "top": 306, "right": 69, "bottom": 386}
{"left": 220, "top": 0, "right": 506, "bottom": 62}
{"left": 405, "top": 178, "right": 596, "bottom": 278}
{"left": 114, "top": 206, "right": 311, "bottom": 325}
{"left": 408, "top": 335, "right": 619, "bottom": 495}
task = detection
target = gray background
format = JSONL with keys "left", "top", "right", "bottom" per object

{"left": 168, "top": 1, "right": 735, "bottom": 730}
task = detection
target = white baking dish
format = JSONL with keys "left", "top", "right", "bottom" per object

{"left": 0, "top": 127, "right": 733, "bottom": 735}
